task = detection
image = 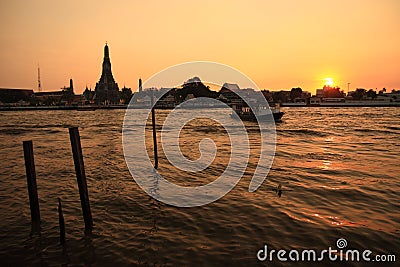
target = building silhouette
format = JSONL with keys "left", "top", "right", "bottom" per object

{"left": 139, "top": 78, "right": 142, "bottom": 93}
{"left": 0, "top": 88, "right": 34, "bottom": 104}
{"left": 94, "top": 43, "right": 119, "bottom": 104}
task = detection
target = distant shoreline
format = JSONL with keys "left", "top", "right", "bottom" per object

{"left": 281, "top": 102, "right": 400, "bottom": 107}
{"left": 1, "top": 103, "right": 399, "bottom": 111}
{"left": 0, "top": 105, "right": 126, "bottom": 111}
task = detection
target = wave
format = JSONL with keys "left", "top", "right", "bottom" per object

{"left": 354, "top": 128, "right": 398, "bottom": 135}
{"left": 277, "top": 128, "right": 329, "bottom": 137}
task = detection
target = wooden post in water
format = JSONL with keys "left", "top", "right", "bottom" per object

{"left": 58, "top": 198, "right": 65, "bottom": 244}
{"left": 23, "top": 140, "right": 41, "bottom": 234}
{"left": 151, "top": 91, "right": 159, "bottom": 169}
{"left": 69, "top": 127, "right": 93, "bottom": 232}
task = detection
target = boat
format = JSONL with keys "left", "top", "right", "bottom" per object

{"left": 230, "top": 103, "right": 284, "bottom": 122}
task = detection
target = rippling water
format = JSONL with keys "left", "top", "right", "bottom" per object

{"left": 0, "top": 107, "right": 399, "bottom": 266}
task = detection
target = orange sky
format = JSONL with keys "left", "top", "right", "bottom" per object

{"left": 0, "top": 0, "right": 399, "bottom": 94}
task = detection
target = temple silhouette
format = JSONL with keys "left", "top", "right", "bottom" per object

{"left": 93, "top": 43, "right": 120, "bottom": 104}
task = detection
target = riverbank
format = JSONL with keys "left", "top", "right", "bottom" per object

{"left": 0, "top": 105, "right": 128, "bottom": 111}
{"left": 1, "top": 101, "right": 400, "bottom": 111}
{"left": 281, "top": 102, "right": 400, "bottom": 107}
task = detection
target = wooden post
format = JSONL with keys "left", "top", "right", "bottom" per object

{"left": 69, "top": 127, "right": 93, "bottom": 232}
{"left": 58, "top": 198, "right": 65, "bottom": 244}
{"left": 23, "top": 140, "right": 41, "bottom": 234}
{"left": 151, "top": 91, "right": 158, "bottom": 169}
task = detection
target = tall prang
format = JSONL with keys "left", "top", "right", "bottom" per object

{"left": 94, "top": 43, "right": 120, "bottom": 104}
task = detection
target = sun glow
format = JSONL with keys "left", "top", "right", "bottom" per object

{"left": 325, "top": 78, "right": 334, "bottom": 86}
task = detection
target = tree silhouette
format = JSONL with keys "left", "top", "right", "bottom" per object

{"left": 176, "top": 77, "right": 218, "bottom": 100}
{"left": 290, "top": 87, "right": 302, "bottom": 102}
{"left": 120, "top": 87, "right": 133, "bottom": 104}
{"left": 366, "top": 89, "right": 377, "bottom": 99}
{"left": 351, "top": 88, "right": 366, "bottom": 100}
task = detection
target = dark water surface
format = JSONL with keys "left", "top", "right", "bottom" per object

{"left": 0, "top": 108, "right": 399, "bottom": 266}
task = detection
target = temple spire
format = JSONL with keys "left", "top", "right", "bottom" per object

{"left": 94, "top": 43, "right": 119, "bottom": 104}
{"left": 104, "top": 42, "right": 109, "bottom": 59}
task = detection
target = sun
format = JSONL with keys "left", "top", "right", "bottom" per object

{"left": 325, "top": 78, "right": 334, "bottom": 86}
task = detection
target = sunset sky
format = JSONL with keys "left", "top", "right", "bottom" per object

{"left": 0, "top": 0, "right": 399, "bottom": 94}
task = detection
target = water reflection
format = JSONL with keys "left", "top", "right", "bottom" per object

{"left": 321, "top": 160, "right": 331, "bottom": 170}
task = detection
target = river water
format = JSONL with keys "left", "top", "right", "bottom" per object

{"left": 0, "top": 107, "right": 399, "bottom": 266}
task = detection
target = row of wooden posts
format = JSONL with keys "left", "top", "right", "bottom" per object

{"left": 23, "top": 127, "right": 93, "bottom": 244}
{"left": 23, "top": 105, "right": 159, "bottom": 245}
